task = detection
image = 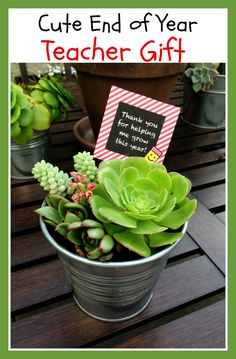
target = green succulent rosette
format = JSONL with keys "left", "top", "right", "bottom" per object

{"left": 89, "top": 157, "right": 197, "bottom": 257}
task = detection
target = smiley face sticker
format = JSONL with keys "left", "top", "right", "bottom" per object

{"left": 145, "top": 147, "right": 163, "bottom": 163}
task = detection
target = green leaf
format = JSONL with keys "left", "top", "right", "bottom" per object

{"left": 51, "top": 107, "right": 61, "bottom": 121}
{"left": 11, "top": 104, "right": 21, "bottom": 123}
{"left": 32, "top": 104, "right": 50, "bottom": 130}
{"left": 44, "top": 219, "right": 57, "bottom": 228}
{"left": 67, "top": 230, "right": 83, "bottom": 245}
{"left": 134, "top": 178, "right": 158, "bottom": 192}
{"left": 87, "top": 227, "right": 105, "bottom": 239}
{"left": 11, "top": 87, "right": 16, "bottom": 109}
{"left": 39, "top": 78, "right": 52, "bottom": 91}
{"left": 97, "top": 166, "right": 119, "bottom": 187}
{"left": 171, "top": 174, "right": 190, "bottom": 203}
{"left": 81, "top": 219, "right": 103, "bottom": 228}
{"left": 58, "top": 198, "right": 71, "bottom": 218}
{"left": 103, "top": 177, "right": 123, "bottom": 207}
{"left": 13, "top": 126, "right": 33, "bottom": 144}
{"left": 64, "top": 202, "right": 88, "bottom": 219}
{"left": 148, "top": 231, "right": 183, "bottom": 247}
{"left": 89, "top": 195, "right": 114, "bottom": 223}
{"left": 124, "top": 211, "right": 157, "bottom": 221}
{"left": 153, "top": 197, "right": 176, "bottom": 222}
{"left": 103, "top": 223, "right": 125, "bottom": 236}
{"left": 147, "top": 168, "right": 172, "bottom": 192}
{"left": 31, "top": 89, "right": 45, "bottom": 103}
{"left": 119, "top": 167, "right": 139, "bottom": 188}
{"left": 43, "top": 91, "right": 60, "bottom": 108}
{"left": 35, "top": 206, "right": 61, "bottom": 224}
{"left": 99, "top": 235, "right": 114, "bottom": 254}
{"left": 11, "top": 122, "right": 21, "bottom": 140}
{"left": 192, "top": 82, "right": 202, "bottom": 92}
{"left": 114, "top": 230, "right": 151, "bottom": 257}
{"left": 46, "top": 194, "right": 65, "bottom": 209}
{"left": 18, "top": 108, "right": 33, "bottom": 128}
{"left": 98, "top": 158, "right": 121, "bottom": 176}
{"left": 158, "top": 199, "right": 197, "bottom": 230}
{"left": 99, "top": 207, "right": 137, "bottom": 228}
{"left": 16, "top": 91, "right": 28, "bottom": 109}
{"left": 121, "top": 157, "right": 151, "bottom": 176}
{"left": 131, "top": 220, "right": 167, "bottom": 234}
{"left": 67, "top": 221, "right": 82, "bottom": 230}
{"left": 99, "top": 252, "right": 113, "bottom": 262}
{"left": 150, "top": 163, "right": 167, "bottom": 172}
{"left": 58, "top": 94, "right": 70, "bottom": 110}
{"left": 65, "top": 211, "right": 81, "bottom": 224}
{"left": 56, "top": 223, "right": 69, "bottom": 236}
{"left": 87, "top": 247, "right": 102, "bottom": 260}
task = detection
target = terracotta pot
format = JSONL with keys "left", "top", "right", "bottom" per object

{"left": 72, "top": 63, "right": 186, "bottom": 139}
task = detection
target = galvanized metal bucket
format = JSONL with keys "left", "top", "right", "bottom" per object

{"left": 40, "top": 216, "right": 188, "bottom": 322}
{"left": 183, "top": 75, "right": 225, "bottom": 129}
{"left": 11, "top": 130, "right": 51, "bottom": 180}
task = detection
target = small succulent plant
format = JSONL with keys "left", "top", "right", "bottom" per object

{"left": 184, "top": 63, "right": 219, "bottom": 92}
{"left": 11, "top": 77, "right": 77, "bottom": 144}
{"left": 73, "top": 151, "right": 97, "bottom": 181}
{"left": 33, "top": 153, "right": 197, "bottom": 261}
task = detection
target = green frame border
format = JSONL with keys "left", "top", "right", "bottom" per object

{"left": 1, "top": 0, "right": 235, "bottom": 356}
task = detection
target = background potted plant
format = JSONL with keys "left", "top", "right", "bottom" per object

{"left": 11, "top": 76, "right": 77, "bottom": 179}
{"left": 32, "top": 152, "right": 197, "bottom": 322}
{"left": 71, "top": 63, "right": 186, "bottom": 144}
{"left": 183, "top": 62, "right": 225, "bottom": 129}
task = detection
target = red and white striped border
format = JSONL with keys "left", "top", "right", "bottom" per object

{"left": 93, "top": 86, "right": 181, "bottom": 164}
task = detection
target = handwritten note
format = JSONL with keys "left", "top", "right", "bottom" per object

{"left": 105, "top": 102, "right": 165, "bottom": 156}
{"left": 93, "top": 86, "right": 181, "bottom": 163}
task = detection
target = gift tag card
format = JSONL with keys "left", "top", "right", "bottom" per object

{"left": 93, "top": 86, "right": 181, "bottom": 163}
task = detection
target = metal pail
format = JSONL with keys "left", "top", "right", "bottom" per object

{"left": 11, "top": 131, "right": 51, "bottom": 180}
{"left": 40, "top": 215, "right": 188, "bottom": 322}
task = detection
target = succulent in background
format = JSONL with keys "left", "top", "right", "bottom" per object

{"left": 33, "top": 154, "right": 197, "bottom": 261}
{"left": 11, "top": 77, "right": 77, "bottom": 144}
{"left": 184, "top": 63, "right": 219, "bottom": 92}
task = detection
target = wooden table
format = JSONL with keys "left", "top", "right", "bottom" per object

{"left": 11, "top": 81, "right": 226, "bottom": 349}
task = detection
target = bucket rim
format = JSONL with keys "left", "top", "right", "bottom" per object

{"left": 40, "top": 210, "right": 188, "bottom": 269}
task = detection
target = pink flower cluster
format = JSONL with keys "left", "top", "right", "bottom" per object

{"left": 68, "top": 171, "right": 97, "bottom": 203}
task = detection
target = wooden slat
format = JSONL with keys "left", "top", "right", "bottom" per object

{"left": 192, "top": 184, "right": 225, "bottom": 209}
{"left": 11, "top": 259, "right": 71, "bottom": 312}
{"left": 173, "top": 125, "right": 221, "bottom": 139}
{"left": 11, "top": 184, "right": 45, "bottom": 207}
{"left": 115, "top": 300, "right": 225, "bottom": 348}
{"left": 183, "top": 162, "right": 225, "bottom": 188}
{"left": 11, "top": 231, "right": 56, "bottom": 267}
{"left": 168, "top": 131, "right": 225, "bottom": 154}
{"left": 11, "top": 255, "right": 225, "bottom": 348}
{"left": 166, "top": 148, "right": 225, "bottom": 172}
{"left": 11, "top": 205, "right": 40, "bottom": 233}
{"left": 188, "top": 197, "right": 225, "bottom": 274}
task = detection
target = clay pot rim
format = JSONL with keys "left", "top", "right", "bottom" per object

{"left": 71, "top": 63, "right": 186, "bottom": 79}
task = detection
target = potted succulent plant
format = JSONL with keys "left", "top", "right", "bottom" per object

{"left": 11, "top": 76, "right": 77, "bottom": 179}
{"left": 32, "top": 152, "right": 197, "bottom": 322}
{"left": 183, "top": 63, "right": 225, "bottom": 129}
